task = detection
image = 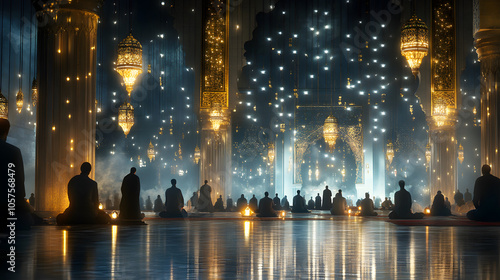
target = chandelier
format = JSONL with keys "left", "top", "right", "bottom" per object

{"left": 116, "top": 33, "right": 143, "bottom": 96}
{"left": 386, "top": 142, "right": 394, "bottom": 165}
{"left": 0, "top": 90, "right": 7, "bottom": 119}
{"left": 194, "top": 145, "right": 201, "bottom": 164}
{"left": 16, "top": 89, "right": 23, "bottom": 113}
{"left": 268, "top": 143, "right": 275, "bottom": 164}
{"left": 118, "top": 101, "right": 134, "bottom": 137}
{"left": 401, "top": 14, "right": 429, "bottom": 76}
{"left": 147, "top": 141, "right": 155, "bottom": 162}
{"left": 425, "top": 143, "right": 431, "bottom": 164}
{"left": 209, "top": 103, "right": 225, "bottom": 132}
{"left": 31, "top": 79, "right": 38, "bottom": 107}
{"left": 432, "top": 99, "right": 449, "bottom": 128}
{"left": 323, "top": 115, "right": 339, "bottom": 152}
{"left": 458, "top": 144, "right": 464, "bottom": 164}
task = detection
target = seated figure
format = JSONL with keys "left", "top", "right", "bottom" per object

{"left": 57, "top": 163, "right": 110, "bottom": 225}
{"left": 292, "top": 190, "right": 310, "bottom": 213}
{"left": 307, "top": 197, "right": 315, "bottom": 209}
{"left": 249, "top": 195, "right": 259, "bottom": 213}
{"left": 119, "top": 167, "right": 144, "bottom": 220}
{"left": 159, "top": 179, "right": 186, "bottom": 218}
{"left": 226, "top": 196, "right": 234, "bottom": 212}
{"left": 388, "top": 180, "right": 424, "bottom": 219}
{"left": 197, "top": 180, "right": 214, "bottom": 212}
{"left": 153, "top": 195, "right": 164, "bottom": 213}
{"left": 331, "top": 190, "right": 347, "bottom": 215}
{"left": 464, "top": 188, "right": 472, "bottom": 202}
{"left": 237, "top": 194, "right": 248, "bottom": 212}
{"left": 360, "top": 192, "right": 378, "bottom": 216}
{"left": 257, "top": 192, "right": 277, "bottom": 217}
{"left": 467, "top": 165, "right": 500, "bottom": 222}
{"left": 214, "top": 195, "right": 225, "bottom": 212}
{"left": 273, "top": 193, "right": 281, "bottom": 210}
{"left": 430, "top": 191, "right": 452, "bottom": 216}
{"left": 315, "top": 193, "right": 322, "bottom": 210}
{"left": 322, "top": 186, "right": 333, "bottom": 210}
{"left": 454, "top": 189, "right": 465, "bottom": 206}
{"left": 281, "top": 195, "right": 290, "bottom": 210}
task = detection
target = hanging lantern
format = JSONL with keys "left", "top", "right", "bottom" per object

{"left": 194, "top": 145, "right": 201, "bottom": 164}
{"left": 31, "top": 79, "right": 38, "bottom": 107}
{"left": 16, "top": 89, "right": 23, "bottom": 113}
{"left": 268, "top": 143, "right": 275, "bottom": 164}
{"left": 116, "top": 33, "right": 143, "bottom": 96}
{"left": 458, "top": 144, "right": 464, "bottom": 164}
{"left": 209, "top": 103, "right": 224, "bottom": 132}
{"left": 323, "top": 115, "right": 339, "bottom": 152}
{"left": 401, "top": 14, "right": 429, "bottom": 76}
{"left": 147, "top": 141, "right": 155, "bottom": 162}
{"left": 425, "top": 143, "right": 431, "bottom": 164}
{"left": 386, "top": 142, "right": 394, "bottom": 165}
{"left": 0, "top": 90, "right": 8, "bottom": 119}
{"left": 118, "top": 101, "right": 134, "bottom": 137}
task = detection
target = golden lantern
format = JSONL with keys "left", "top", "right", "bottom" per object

{"left": 458, "top": 144, "right": 464, "bottom": 164}
{"left": 401, "top": 14, "right": 429, "bottom": 76}
{"left": 425, "top": 143, "right": 431, "bottom": 164}
{"left": 0, "top": 90, "right": 8, "bottom": 119}
{"left": 147, "top": 141, "right": 155, "bottom": 162}
{"left": 118, "top": 101, "right": 134, "bottom": 137}
{"left": 432, "top": 99, "right": 449, "bottom": 128}
{"left": 194, "top": 145, "right": 201, "bottom": 164}
{"left": 31, "top": 79, "right": 38, "bottom": 107}
{"left": 241, "top": 206, "right": 253, "bottom": 217}
{"left": 116, "top": 33, "right": 143, "bottom": 96}
{"left": 209, "top": 103, "right": 225, "bottom": 132}
{"left": 323, "top": 115, "right": 339, "bottom": 152}
{"left": 386, "top": 142, "right": 395, "bottom": 165}
{"left": 16, "top": 89, "right": 23, "bottom": 113}
{"left": 268, "top": 143, "right": 275, "bottom": 164}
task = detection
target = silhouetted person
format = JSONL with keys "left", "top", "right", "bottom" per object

{"left": 464, "top": 188, "right": 472, "bottom": 202}
{"left": 331, "top": 190, "right": 347, "bottom": 215}
{"left": 307, "top": 197, "right": 315, "bottom": 209}
{"left": 153, "top": 195, "right": 164, "bottom": 213}
{"left": 119, "top": 167, "right": 144, "bottom": 220}
{"left": 322, "top": 186, "right": 333, "bottom": 210}
{"left": 273, "top": 193, "right": 281, "bottom": 210}
{"left": 388, "top": 198, "right": 394, "bottom": 209}
{"left": 198, "top": 180, "right": 213, "bottom": 212}
{"left": 467, "top": 165, "right": 500, "bottom": 222}
{"left": 430, "top": 191, "right": 452, "bottom": 216}
{"left": 381, "top": 197, "right": 390, "bottom": 210}
{"left": 249, "top": 195, "right": 258, "bottom": 213}
{"left": 139, "top": 196, "right": 144, "bottom": 211}
{"left": 29, "top": 193, "right": 35, "bottom": 208}
{"left": 214, "top": 195, "right": 225, "bottom": 212}
{"left": 257, "top": 192, "right": 277, "bottom": 217}
{"left": 226, "top": 196, "right": 234, "bottom": 211}
{"left": 237, "top": 194, "right": 248, "bottom": 212}
{"left": 190, "top": 192, "right": 198, "bottom": 209}
{"left": 445, "top": 197, "right": 451, "bottom": 209}
{"left": 292, "top": 190, "right": 310, "bottom": 213}
{"left": 315, "top": 193, "right": 322, "bottom": 210}
{"left": 281, "top": 195, "right": 290, "bottom": 210}
{"left": 57, "top": 162, "right": 110, "bottom": 225}
{"left": 159, "top": 179, "right": 185, "bottom": 218}
{"left": 388, "top": 180, "right": 424, "bottom": 219}
{"left": 454, "top": 189, "right": 465, "bottom": 206}
{"left": 145, "top": 196, "right": 153, "bottom": 211}
{"left": 360, "top": 192, "right": 378, "bottom": 216}
{"left": 0, "top": 119, "right": 35, "bottom": 230}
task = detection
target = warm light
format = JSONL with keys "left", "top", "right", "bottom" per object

{"left": 280, "top": 211, "right": 286, "bottom": 218}
{"left": 52, "top": 126, "right": 56, "bottom": 131}
{"left": 401, "top": 14, "right": 429, "bottom": 76}
{"left": 147, "top": 141, "right": 155, "bottom": 162}
{"left": 116, "top": 33, "right": 143, "bottom": 96}
{"left": 458, "top": 144, "right": 464, "bottom": 164}
{"left": 209, "top": 103, "right": 225, "bottom": 132}
{"left": 118, "top": 101, "right": 134, "bottom": 137}
{"left": 425, "top": 143, "right": 431, "bottom": 164}
{"left": 358, "top": 206, "right": 362, "bottom": 211}
{"left": 386, "top": 142, "right": 394, "bottom": 165}
{"left": 268, "top": 143, "right": 275, "bottom": 164}
{"left": 31, "top": 79, "right": 38, "bottom": 107}
{"left": 16, "top": 89, "right": 23, "bottom": 113}
{"left": 242, "top": 206, "right": 253, "bottom": 217}
{"left": 424, "top": 207, "right": 431, "bottom": 215}
{"left": 194, "top": 145, "right": 201, "bottom": 164}
{"left": 0, "top": 90, "right": 8, "bottom": 119}
{"left": 432, "top": 100, "right": 450, "bottom": 128}
{"left": 111, "top": 212, "right": 118, "bottom": 219}
{"left": 348, "top": 209, "right": 352, "bottom": 215}
{"left": 99, "top": 203, "right": 103, "bottom": 210}
{"left": 323, "top": 115, "right": 339, "bottom": 152}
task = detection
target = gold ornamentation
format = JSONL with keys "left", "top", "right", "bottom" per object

{"left": 16, "top": 89, "right": 24, "bottom": 113}
{"left": 386, "top": 141, "right": 394, "bottom": 165}
{"left": 401, "top": 14, "right": 429, "bottom": 76}
{"left": 425, "top": 143, "right": 431, "bottom": 164}
{"left": 323, "top": 115, "right": 339, "bottom": 152}
{"left": 116, "top": 33, "right": 143, "bottom": 96}
{"left": 209, "top": 102, "right": 226, "bottom": 132}
{"left": 118, "top": 101, "right": 134, "bottom": 137}
{"left": 31, "top": 79, "right": 38, "bottom": 107}
{"left": 0, "top": 90, "right": 8, "bottom": 119}
{"left": 147, "top": 141, "right": 155, "bottom": 162}
{"left": 194, "top": 145, "right": 201, "bottom": 164}
{"left": 268, "top": 143, "right": 275, "bottom": 164}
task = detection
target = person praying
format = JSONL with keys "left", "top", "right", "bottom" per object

{"left": 257, "top": 192, "right": 277, "bottom": 217}
{"left": 307, "top": 197, "right": 315, "bottom": 209}
{"left": 249, "top": 194, "right": 259, "bottom": 213}
{"left": 189, "top": 192, "right": 198, "bottom": 209}
{"left": 430, "top": 191, "right": 451, "bottom": 216}
{"left": 118, "top": 167, "right": 144, "bottom": 220}
{"left": 331, "top": 190, "right": 347, "bottom": 215}
{"left": 214, "top": 195, "right": 225, "bottom": 212}
{"left": 322, "top": 186, "right": 332, "bottom": 210}
{"left": 237, "top": 194, "right": 248, "bottom": 212}
{"left": 315, "top": 193, "right": 322, "bottom": 210}
{"left": 467, "top": 164, "right": 500, "bottom": 222}
{"left": 159, "top": 179, "right": 186, "bottom": 218}
{"left": 273, "top": 193, "right": 281, "bottom": 210}
{"left": 388, "top": 180, "right": 424, "bottom": 219}
{"left": 292, "top": 190, "right": 310, "bottom": 213}
{"left": 281, "top": 195, "right": 290, "bottom": 210}
{"left": 360, "top": 192, "right": 378, "bottom": 216}
{"left": 454, "top": 189, "right": 465, "bottom": 206}
{"left": 154, "top": 195, "right": 164, "bottom": 213}
{"left": 197, "top": 180, "right": 214, "bottom": 212}
{"left": 464, "top": 188, "right": 472, "bottom": 202}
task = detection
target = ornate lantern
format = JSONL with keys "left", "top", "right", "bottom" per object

{"left": 194, "top": 145, "right": 201, "bottom": 164}
{"left": 401, "top": 14, "right": 429, "bottom": 76}
{"left": 16, "top": 89, "right": 23, "bottom": 113}
{"left": 31, "top": 79, "right": 38, "bottom": 107}
{"left": 0, "top": 90, "right": 8, "bottom": 119}
{"left": 386, "top": 142, "right": 394, "bottom": 165}
{"left": 147, "top": 141, "right": 155, "bottom": 162}
{"left": 118, "top": 101, "right": 134, "bottom": 137}
{"left": 458, "top": 144, "right": 464, "bottom": 164}
{"left": 116, "top": 33, "right": 143, "bottom": 96}
{"left": 268, "top": 143, "right": 275, "bottom": 164}
{"left": 323, "top": 115, "right": 339, "bottom": 152}
{"left": 210, "top": 103, "right": 224, "bottom": 132}
{"left": 425, "top": 143, "right": 431, "bottom": 164}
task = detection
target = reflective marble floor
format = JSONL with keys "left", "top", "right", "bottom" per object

{"left": 2, "top": 212, "right": 500, "bottom": 279}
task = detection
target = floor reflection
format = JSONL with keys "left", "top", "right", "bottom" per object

{"left": 4, "top": 217, "right": 500, "bottom": 279}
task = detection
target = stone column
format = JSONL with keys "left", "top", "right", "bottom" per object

{"left": 474, "top": 0, "right": 500, "bottom": 176}
{"left": 33, "top": 0, "right": 101, "bottom": 213}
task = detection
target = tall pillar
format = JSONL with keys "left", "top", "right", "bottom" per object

{"left": 474, "top": 0, "right": 500, "bottom": 176}
{"left": 33, "top": 0, "right": 101, "bottom": 213}
{"left": 428, "top": 0, "right": 458, "bottom": 201}
{"left": 199, "top": 0, "right": 231, "bottom": 201}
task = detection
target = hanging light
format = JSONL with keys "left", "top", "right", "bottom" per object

{"left": 116, "top": 33, "right": 143, "bottom": 96}
{"left": 401, "top": 14, "right": 429, "bottom": 76}
{"left": 16, "top": 89, "right": 23, "bottom": 113}
{"left": 147, "top": 141, "right": 155, "bottom": 162}
{"left": 31, "top": 79, "right": 38, "bottom": 107}
{"left": 268, "top": 143, "right": 275, "bottom": 164}
{"left": 458, "top": 144, "right": 464, "bottom": 164}
{"left": 425, "top": 143, "right": 431, "bottom": 164}
{"left": 432, "top": 99, "right": 449, "bottom": 128}
{"left": 209, "top": 103, "right": 224, "bottom": 132}
{"left": 0, "top": 90, "right": 8, "bottom": 119}
{"left": 386, "top": 142, "right": 394, "bottom": 165}
{"left": 323, "top": 115, "right": 338, "bottom": 152}
{"left": 194, "top": 145, "right": 201, "bottom": 164}
{"left": 118, "top": 101, "right": 134, "bottom": 137}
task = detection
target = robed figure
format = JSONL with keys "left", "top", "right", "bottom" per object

{"left": 360, "top": 193, "right": 378, "bottom": 216}
{"left": 273, "top": 194, "right": 281, "bottom": 210}
{"left": 237, "top": 194, "right": 248, "bottom": 212}
{"left": 467, "top": 165, "right": 500, "bottom": 222}
{"left": 430, "top": 191, "right": 451, "bottom": 216}
{"left": 331, "top": 190, "right": 347, "bottom": 215}
{"left": 307, "top": 197, "right": 315, "bottom": 209}
{"left": 388, "top": 180, "right": 424, "bottom": 219}
{"left": 214, "top": 195, "right": 225, "bottom": 212}
{"left": 322, "top": 186, "right": 332, "bottom": 210}
{"left": 249, "top": 195, "right": 259, "bottom": 213}
{"left": 159, "top": 179, "right": 185, "bottom": 218}
{"left": 197, "top": 180, "right": 214, "bottom": 212}
{"left": 292, "top": 190, "right": 310, "bottom": 213}
{"left": 154, "top": 195, "right": 164, "bottom": 213}
{"left": 257, "top": 192, "right": 277, "bottom": 217}
{"left": 315, "top": 193, "right": 322, "bottom": 210}
{"left": 119, "top": 167, "right": 144, "bottom": 220}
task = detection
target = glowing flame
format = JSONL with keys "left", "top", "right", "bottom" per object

{"left": 99, "top": 203, "right": 103, "bottom": 210}
{"left": 111, "top": 212, "right": 118, "bottom": 219}
{"left": 242, "top": 206, "right": 253, "bottom": 217}
{"left": 424, "top": 208, "right": 431, "bottom": 215}
{"left": 358, "top": 206, "right": 362, "bottom": 211}
{"left": 280, "top": 211, "right": 286, "bottom": 218}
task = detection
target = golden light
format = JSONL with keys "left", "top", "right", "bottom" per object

{"left": 194, "top": 145, "right": 201, "bottom": 164}
{"left": 241, "top": 206, "right": 253, "bottom": 217}
{"left": 268, "top": 142, "right": 275, "bottom": 164}
{"left": 280, "top": 211, "right": 286, "bottom": 218}
{"left": 386, "top": 141, "right": 394, "bottom": 165}
{"left": 118, "top": 101, "right": 134, "bottom": 137}
{"left": 358, "top": 206, "right": 362, "bottom": 211}
{"left": 209, "top": 102, "right": 225, "bottom": 132}
{"left": 31, "top": 79, "right": 38, "bottom": 107}
{"left": 323, "top": 115, "right": 339, "bottom": 152}
{"left": 401, "top": 14, "right": 429, "bottom": 76}
{"left": 424, "top": 207, "right": 431, "bottom": 215}
{"left": 0, "top": 90, "right": 8, "bottom": 119}
{"left": 111, "top": 212, "right": 118, "bottom": 219}
{"left": 425, "top": 143, "right": 431, "bottom": 164}
{"left": 348, "top": 209, "right": 352, "bottom": 215}
{"left": 432, "top": 100, "right": 450, "bottom": 128}
{"left": 147, "top": 141, "right": 155, "bottom": 162}
{"left": 16, "top": 89, "right": 23, "bottom": 113}
{"left": 116, "top": 33, "right": 143, "bottom": 96}
{"left": 458, "top": 144, "right": 464, "bottom": 164}
{"left": 98, "top": 203, "right": 103, "bottom": 210}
